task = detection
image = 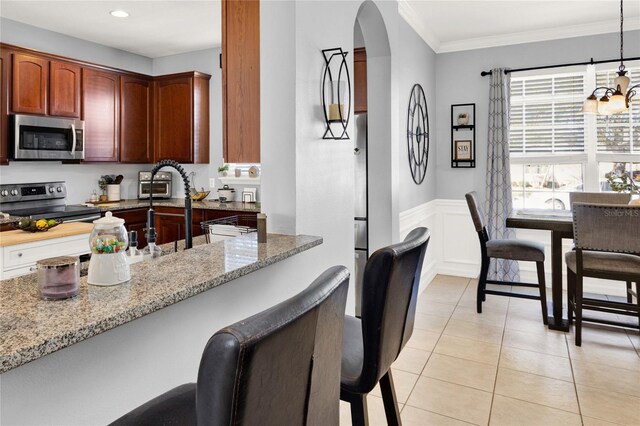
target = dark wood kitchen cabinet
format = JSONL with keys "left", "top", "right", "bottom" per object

{"left": 153, "top": 207, "right": 203, "bottom": 245}
{"left": 11, "top": 53, "right": 48, "bottom": 115}
{"left": 354, "top": 47, "right": 367, "bottom": 114}
{"left": 111, "top": 208, "right": 149, "bottom": 248}
{"left": 0, "top": 49, "right": 9, "bottom": 165}
{"left": 120, "top": 75, "right": 153, "bottom": 163}
{"left": 222, "top": 0, "right": 260, "bottom": 164}
{"left": 11, "top": 53, "right": 80, "bottom": 118}
{"left": 49, "top": 61, "right": 81, "bottom": 118}
{"left": 82, "top": 68, "right": 119, "bottom": 162}
{"left": 0, "top": 43, "right": 212, "bottom": 165}
{"left": 154, "top": 72, "right": 210, "bottom": 164}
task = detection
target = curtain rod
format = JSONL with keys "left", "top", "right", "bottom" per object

{"left": 480, "top": 56, "right": 640, "bottom": 76}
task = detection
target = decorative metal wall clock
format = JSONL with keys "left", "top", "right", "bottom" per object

{"left": 407, "top": 84, "right": 429, "bottom": 184}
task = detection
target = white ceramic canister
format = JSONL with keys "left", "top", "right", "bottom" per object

{"left": 107, "top": 184, "right": 121, "bottom": 201}
{"left": 87, "top": 212, "right": 131, "bottom": 286}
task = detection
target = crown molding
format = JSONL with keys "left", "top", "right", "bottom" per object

{"left": 438, "top": 18, "right": 640, "bottom": 53}
{"left": 397, "top": 0, "right": 440, "bottom": 53}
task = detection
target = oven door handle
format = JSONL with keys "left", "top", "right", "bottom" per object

{"left": 70, "top": 123, "right": 77, "bottom": 154}
{"left": 63, "top": 215, "right": 101, "bottom": 223}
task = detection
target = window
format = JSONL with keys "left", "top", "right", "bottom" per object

{"left": 509, "top": 63, "right": 640, "bottom": 210}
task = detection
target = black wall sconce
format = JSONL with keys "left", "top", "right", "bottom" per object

{"left": 322, "top": 48, "right": 351, "bottom": 140}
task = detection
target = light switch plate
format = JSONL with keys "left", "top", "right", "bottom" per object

{"left": 209, "top": 178, "right": 216, "bottom": 188}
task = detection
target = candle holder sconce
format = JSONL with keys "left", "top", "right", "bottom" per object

{"left": 322, "top": 48, "right": 351, "bottom": 140}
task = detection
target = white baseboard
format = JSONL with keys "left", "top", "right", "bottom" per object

{"left": 400, "top": 199, "right": 626, "bottom": 297}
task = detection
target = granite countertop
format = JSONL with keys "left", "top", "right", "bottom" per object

{"left": 92, "top": 198, "right": 260, "bottom": 213}
{"left": 0, "top": 216, "right": 22, "bottom": 226}
{"left": 0, "top": 233, "right": 321, "bottom": 373}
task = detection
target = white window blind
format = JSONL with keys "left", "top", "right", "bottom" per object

{"left": 510, "top": 73, "right": 585, "bottom": 154}
{"left": 508, "top": 62, "right": 640, "bottom": 210}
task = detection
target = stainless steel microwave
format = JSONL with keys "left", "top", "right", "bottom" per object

{"left": 12, "top": 114, "right": 85, "bottom": 160}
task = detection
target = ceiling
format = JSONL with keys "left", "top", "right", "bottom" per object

{"left": 399, "top": 0, "right": 640, "bottom": 53}
{"left": 0, "top": 1, "right": 638, "bottom": 57}
{"left": 0, "top": 1, "right": 221, "bottom": 58}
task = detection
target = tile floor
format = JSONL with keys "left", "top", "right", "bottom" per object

{"left": 339, "top": 275, "right": 640, "bottom": 426}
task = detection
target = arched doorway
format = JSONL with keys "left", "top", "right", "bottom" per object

{"left": 354, "top": 0, "right": 392, "bottom": 253}
{"left": 353, "top": 0, "right": 393, "bottom": 314}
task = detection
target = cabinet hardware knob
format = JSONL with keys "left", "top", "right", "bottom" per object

{"left": 18, "top": 252, "right": 23, "bottom": 257}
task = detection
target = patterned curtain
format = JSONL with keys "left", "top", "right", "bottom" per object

{"left": 486, "top": 68, "right": 519, "bottom": 281}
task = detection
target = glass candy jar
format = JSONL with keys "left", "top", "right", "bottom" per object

{"left": 87, "top": 211, "right": 131, "bottom": 286}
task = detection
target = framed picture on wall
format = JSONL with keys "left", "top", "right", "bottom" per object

{"left": 454, "top": 140, "right": 472, "bottom": 161}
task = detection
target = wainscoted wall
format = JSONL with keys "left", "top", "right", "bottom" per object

{"left": 401, "top": 199, "right": 625, "bottom": 297}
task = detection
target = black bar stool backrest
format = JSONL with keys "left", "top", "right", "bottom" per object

{"left": 359, "top": 227, "right": 430, "bottom": 392}
{"left": 465, "top": 191, "right": 490, "bottom": 244}
{"left": 196, "top": 266, "right": 350, "bottom": 426}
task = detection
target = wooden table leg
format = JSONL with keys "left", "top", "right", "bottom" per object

{"left": 547, "top": 230, "right": 570, "bottom": 331}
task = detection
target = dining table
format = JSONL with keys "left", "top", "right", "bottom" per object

{"left": 506, "top": 211, "right": 573, "bottom": 331}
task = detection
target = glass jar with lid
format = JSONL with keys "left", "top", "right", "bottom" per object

{"left": 37, "top": 256, "right": 80, "bottom": 300}
{"left": 87, "top": 211, "right": 131, "bottom": 286}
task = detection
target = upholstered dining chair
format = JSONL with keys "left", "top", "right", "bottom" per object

{"left": 465, "top": 191, "right": 548, "bottom": 322}
{"left": 569, "top": 192, "right": 635, "bottom": 303}
{"left": 110, "top": 266, "right": 350, "bottom": 426}
{"left": 341, "top": 227, "right": 429, "bottom": 426}
{"left": 569, "top": 191, "right": 631, "bottom": 206}
{"left": 567, "top": 203, "right": 640, "bottom": 346}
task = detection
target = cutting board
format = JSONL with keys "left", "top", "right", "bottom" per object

{"left": 0, "top": 223, "right": 93, "bottom": 247}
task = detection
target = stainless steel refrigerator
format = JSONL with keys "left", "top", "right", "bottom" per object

{"left": 354, "top": 114, "right": 368, "bottom": 316}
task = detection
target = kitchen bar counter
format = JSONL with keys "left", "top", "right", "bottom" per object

{"left": 0, "top": 233, "right": 321, "bottom": 373}
{"left": 90, "top": 198, "right": 260, "bottom": 213}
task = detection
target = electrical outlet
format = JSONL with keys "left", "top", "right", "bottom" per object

{"left": 209, "top": 178, "right": 216, "bottom": 188}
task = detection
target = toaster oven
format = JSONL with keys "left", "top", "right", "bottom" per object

{"left": 138, "top": 171, "right": 172, "bottom": 199}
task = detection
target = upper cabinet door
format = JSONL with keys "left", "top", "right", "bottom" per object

{"left": 83, "top": 68, "right": 119, "bottom": 162}
{"left": 155, "top": 75, "right": 193, "bottom": 163}
{"left": 12, "top": 53, "right": 48, "bottom": 115}
{"left": 120, "top": 75, "right": 153, "bottom": 163}
{"left": 222, "top": 0, "right": 260, "bottom": 164}
{"left": 49, "top": 61, "right": 81, "bottom": 118}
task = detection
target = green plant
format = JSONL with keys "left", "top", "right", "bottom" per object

{"left": 217, "top": 164, "right": 229, "bottom": 173}
{"left": 606, "top": 165, "right": 639, "bottom": 194}
{"left": 98, "top": 175, "right": 114, "bottom": 193}
{"left": 458, "top": 112, "right": 468, "bottom": 119}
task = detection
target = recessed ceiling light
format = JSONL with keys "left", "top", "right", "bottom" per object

{"left": 110, "top": 10, "right": 129, "bottom": 18}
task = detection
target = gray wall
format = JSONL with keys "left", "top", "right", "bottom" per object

{"left": 396, "top": 17, "right": 437, "bottom": 212}
{"left": 0, "top": 17, "right": 152, "bottom": 74}
{"left": 0, "top": 18, "right": 222, "bottom": 203}
{"left": 435, "top": 30, "right": 640, "bottom": 203}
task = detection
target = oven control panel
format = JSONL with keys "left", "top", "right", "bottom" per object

{"left": 0, "top": 182, "right": 66, "bottom": 203}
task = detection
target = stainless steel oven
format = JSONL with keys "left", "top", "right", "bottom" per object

{"left": 0, "top": 182, "right": 100, "bottom": 223}
{"left": 138, "top": 171, "right": 172, "bottom": 199}
{"left": 12, "top": 114, "right": 85, "bottom": 161}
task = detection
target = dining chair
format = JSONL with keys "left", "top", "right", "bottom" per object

{"left": 566, "top": 203, "right": 640, "bottom": 346}
{"left": 569, "top": 191, "right": 631, "bottom": 206}
{"left": 569, "top": 191, "right": 635, "bottom": 303}
{"left": 110, "top": 266, "right": 350, "bottom": 426}
{"left": 341, "top": 227, "right": 429, "bottom": 426}
{"left": 465, "top": 191, "right": 548, "bottom": 323}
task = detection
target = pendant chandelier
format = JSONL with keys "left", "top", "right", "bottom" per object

{"left": 582, "top": 0, "right": 638, "bottom": 115}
